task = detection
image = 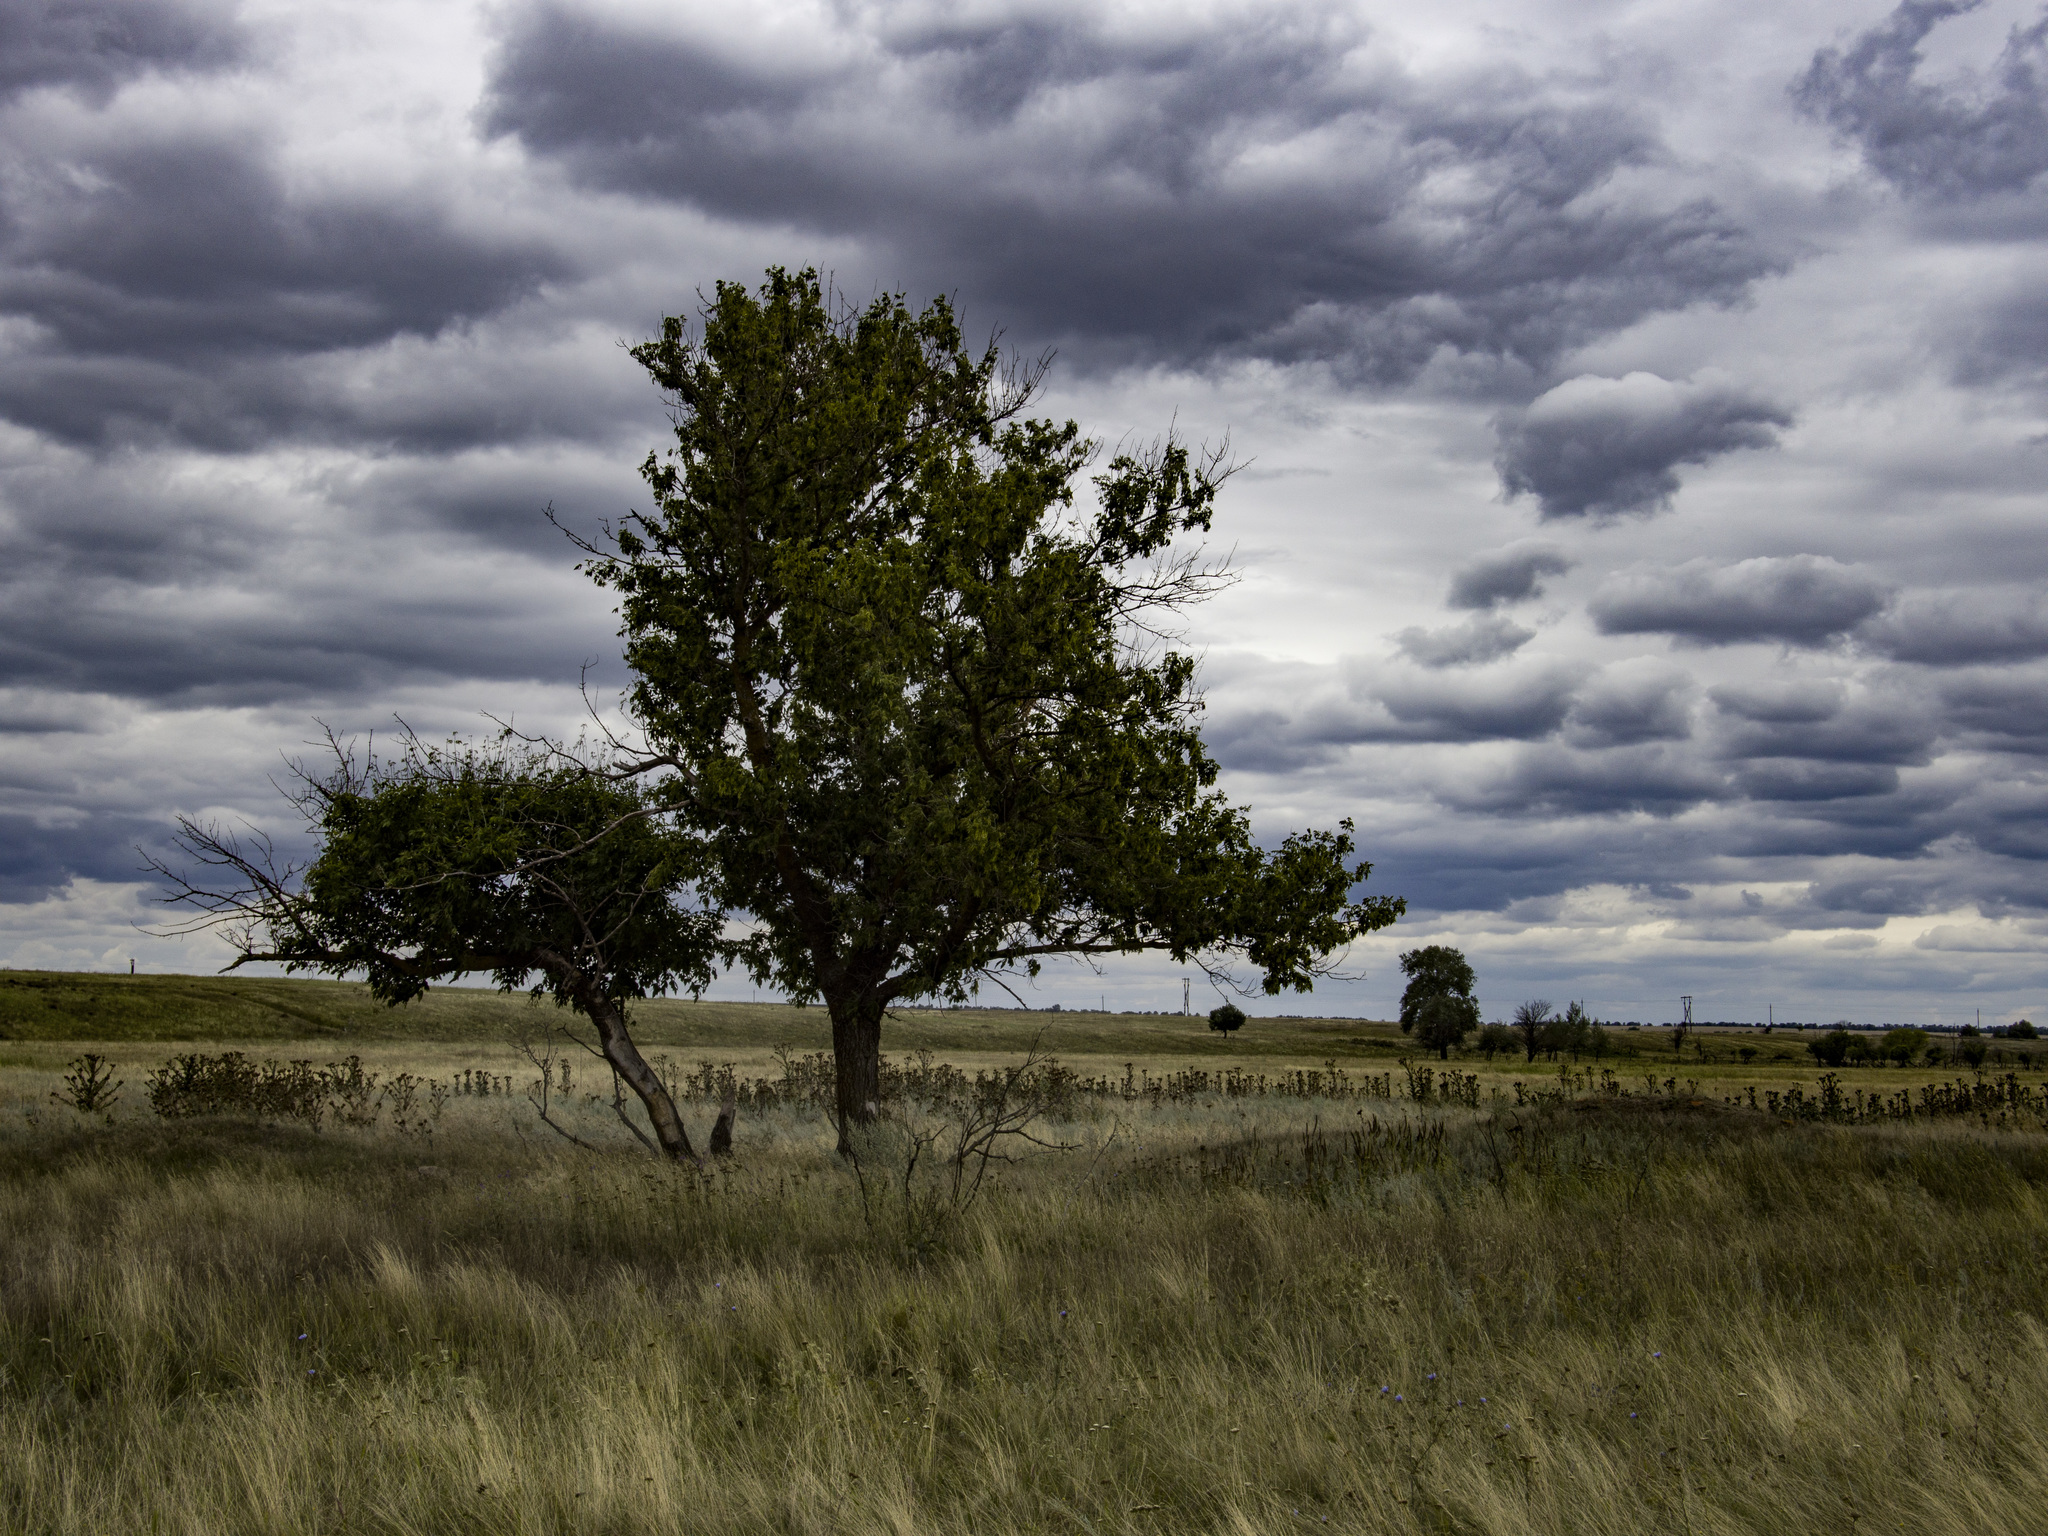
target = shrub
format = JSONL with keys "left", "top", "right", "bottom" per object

{"left": 53, "top": 1053, "right": 122, "bottom": 1114}
{"left": 1208, "top": 1003, "right": 1246, "bottom": 1035}
{"left": 2008, "top": 1019, "right": 2038, "bottom": 1040}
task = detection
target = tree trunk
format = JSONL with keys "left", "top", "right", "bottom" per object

{"left": 830, "top": 992, "right": 885, "bottom": 1157}
{"left": 581, "top": 987, "right": 697, "bottom": 1161}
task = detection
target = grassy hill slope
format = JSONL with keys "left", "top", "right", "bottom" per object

{"left": 0, "top": 969, "right": 1398, "bottom": 1057}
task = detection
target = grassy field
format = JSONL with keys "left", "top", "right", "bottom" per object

{"left": 5, "top": 974, "right": 2048, "bottom": 1533}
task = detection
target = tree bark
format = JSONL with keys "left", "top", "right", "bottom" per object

{"left": 540, "top": 954, "right": 697, "bottom": 1161}
{"left": 830, "top": 992, "right": 885, "bottom": 1157}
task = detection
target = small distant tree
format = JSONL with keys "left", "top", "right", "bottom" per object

{"left": 1398, "top": 946, "right": 1475, "bottom": 1031}
{"left": 1956, "top": 1036, "right": 1990, "bottom": 1068}
{"left": 1880, "top": 1027, "right": 1929, "bottom": 1066}
{"left": 1808, "top": 1029, "right": 1854, "bottom": 1067}
{"left": 1512, "top": 999, "right": 1553, "bottom": 1063}
{"left": 1208, "top": 1002, "right": 1246, "bottom": 1035}
{"left": 1476, "top": 1022, "right": 1518, "bottom": 1060}
{"left": 1544, "top": 1000, "right": 1593, "bottom": 1060}
{"left": 1413, "top": 993, "right": 1480, "bottom": 1060}
{"left": 2008, "top": 1018, "right": 2038, "bottom": 1040}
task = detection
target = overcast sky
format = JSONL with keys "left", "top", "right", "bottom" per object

{"left": 3, "top": 0, "right": 2046, "bottom": 1026}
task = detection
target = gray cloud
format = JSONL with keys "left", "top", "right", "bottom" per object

{"left": 1591, "top": 556, "right": 1892, "bottom": 646}
{"left": 1712, "top": 689, "right": 1937, "bottom": 766}
{"left": 482, "top": 2, "right": 1779, "bottom": 387}
{"left": 0, "top": 0, "right": 241, "bottom": 103}
{"left": 1450, "top": 742, "right": 1726, "bottom": 817}
{"left": 1861, "top": 589, "right": 2048, "bottom": 664}
{"left": 0, "top": 130, "right": 579, "bottom": 449}
{"left": 1447, "top": 542, "right": 1574, "bottom": 609}
{"left": 1937, "top": 668, "right": 2048, "bottom": 751}
{"left": 0, "top": 813, "right": 157, "bottom": 903}
{"left": 1795, "top": 0, "right": 2048, "bottom": 202}
{"left": 1495, "top": 372, "right": 1792, "bottom": 519}
{"left": 1392, "top": 613, "right": 1533, "bottom": 668}
{"left": 1563, "top": 662, "right": 1696, "bottom": 748}
{"left": 1733, "top": 761, "right": 1902, "bottom": 801}
{"left": 1361, "top": 664, "right": 1585, "bottom": 743}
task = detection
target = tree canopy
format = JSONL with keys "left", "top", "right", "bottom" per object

{"left": 1397, "top": 946, "right": 1474, "bottom": 1032}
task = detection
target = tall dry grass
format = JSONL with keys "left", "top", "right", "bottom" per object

{"left": 4, "top": 1066, "right": 2046, "bottom": 1534}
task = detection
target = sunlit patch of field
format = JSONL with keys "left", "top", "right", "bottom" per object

{"left": 6, "top": 1021, "right": 2048, "bottom": 1535}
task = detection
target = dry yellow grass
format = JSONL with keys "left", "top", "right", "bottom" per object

{"left": 5, "top": 1042, "right": 2047, "bottom": 1534}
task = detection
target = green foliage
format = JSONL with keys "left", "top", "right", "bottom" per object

{"left": 1411, "top": 992, "right": 1479, "bottom": 1059}
{"left": 1475, "top": 1022, "right": 1518, "bottom": 1059}
{"left": 1207, "top": 1003, "right": 1246, "bottom": 1035}
{"left": 1882, "top": 1027, "right": 1931, "bottom": 1066}
{"left": 1542, "top": 1000, "right": 1595, "bottom": 1059}
{"left": 1809, "top": 1029, "right": 1855, "bottom": 1067}
{"left": 595, "top": 268, "right": 1400, "bottom": 1019}
{"left": 1395, "top": 946, "right": 1474, "bottom": 1032}
{"left": 2008, "top": 1018, "right": 2038, "bottom": 1040}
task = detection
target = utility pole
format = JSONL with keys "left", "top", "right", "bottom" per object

{"left": 1183, "top": 977, "right": 1190, "bottom": 1015}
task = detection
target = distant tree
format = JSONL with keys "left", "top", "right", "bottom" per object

{"left": 1208, "top": 1002, "right": 1247, "bottom": 1035}
{"left": 1544, "top": 1000, "right": 1593, "bottom": 1060}
{"left": 1960, "top": 1023, "right": 1982, "bottom": 1037}
{"left": 1808, "top": 1029, "right": 1854, "bottom": 1068}
{"left": 1512, "top": 999, "right": 1553, "bottom": 1063}
{"left": 1476, "top": 1022, "right": 1518, "bottom": 1060}
{"left": 1413, "top": 993, "right": 1480, "bottom": 1060}
{"left": 1880, "top": 1027, "right": 1929, "bottom": 1066}
{"left": 2008, "top": 1018, "right": 2038, "bottom": 1040}
{"left": 1398, "top": 946, "right": 1476, "bottom": 1033}
{"left": 1956, "top": 1037, "right": 1990, "bottom": 1068}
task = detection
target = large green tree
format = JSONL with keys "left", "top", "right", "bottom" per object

{"left": 586, "top": 270, "right": 1400, "bottom": 1148}
{"left": 168, "top": 268, "right": 1403, "bottom": 1158}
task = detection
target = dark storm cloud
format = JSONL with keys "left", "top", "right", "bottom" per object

{"left": 1711, "top": 688, "right": 1938, "bottom": 765}
{"left": 0, "top": 131, "right": 578, "bottom": 449}
{"left": 1450, "top": 742, "right": 1726, "bottom": 817}
{"left": 1733, "top": 760, "right": 1902, "bottom": 801}
{"left": 1391, "top": 614, "right": 1533, "bottom": 668}
{"left": 1861, "top": 589, "right": 2048, "bottom": 663}
{"left": 1494, "top": 372, "right": 1792, "bottom": 519}
{"left": 1936, "top": 667, "right": 2048, "bottom": 749}
{"left": 0, "top": 569, "right": 618, "bottom": 707}
{"left": 0, "top": 0, "right": 241, "bottom": 103}
{"left": 1562, "top": 663, "right": 1696, "bottom": 748}
{"left": 482, "top": 2, "right": 1780, "bottom": 385}
{"left": 1446, "top": 542, "right": 1574, "bottom": 610}
{"left": 0, "top": 813, "right": 158, "bottom": 903}
{"left": 1590, "top": 556, "right": 1892, "bottom": 646}
{"left": 1795, "top": 0, "right": 2048, "bottom": 201}
{"left": 1360, "top": 665, "right": 1584, "bottom": 743}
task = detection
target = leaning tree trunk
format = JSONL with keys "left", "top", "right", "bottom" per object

{"left": 541, "top": 952, "right": 729, "bottom": 1161}
{"left": 829, "top": 992, "right": 886, "bottom": 1157}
